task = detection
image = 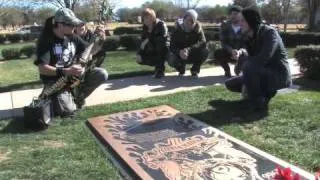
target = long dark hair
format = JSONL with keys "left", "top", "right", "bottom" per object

{"left": 37, "top": 16, "right": 57, "bottom": 53}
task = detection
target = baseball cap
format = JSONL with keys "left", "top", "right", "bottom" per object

{"left": 54, "top": 8, "right": 83, "bottom": 26}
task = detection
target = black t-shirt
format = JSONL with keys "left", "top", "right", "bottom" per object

{"left": 35, "top": 34, "right": 88, "bottom": 82}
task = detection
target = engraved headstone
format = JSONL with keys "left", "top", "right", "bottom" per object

{"left": 87, "top": 105, "right": 314, "bottom": 180}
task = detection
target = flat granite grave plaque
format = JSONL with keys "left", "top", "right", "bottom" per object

{"left": 87, "top": 105, "right": 315, "bottom": 180}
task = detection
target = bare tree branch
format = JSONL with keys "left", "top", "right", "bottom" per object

{"left": 191, "top": 0, "right": 202, "bottom": 9}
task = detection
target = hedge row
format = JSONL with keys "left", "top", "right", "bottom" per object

{"left": 2, "top": 27, "right": 320, "bottom": 48}
{"left": 102, "top": 35, "right": 139, "bottom": 51}
{"left": 0, "top": 33, "right": 38, "bottom": 44}
{"left": 1, "top": 45, "right": 36, "bottom": 60}
{"left": 0, "top": 35, "right": 138, "bottom": 60}
{"left": 112, "top": 25, "right": 220, "bottom": 36}
{"left": 294, "top": 45, "right": 320, "bottom": 80}
{"left": 112, "top": 26, "right": 320, "bottom": 47}
{"left": 280, "top": 32, "right": 320, "bottom": 47}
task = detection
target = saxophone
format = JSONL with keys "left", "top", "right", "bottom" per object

{"left": 39, "top": 36, "right": 104, "bottom": 99}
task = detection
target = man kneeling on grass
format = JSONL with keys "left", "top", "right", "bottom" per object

{"left": 35, "top": 8, "right": 108, "bottom": 117}
{"left": 136, "top": 8, "right": 170, "bottom": 79}
{"left": 168, "top": 9, "right": 209, "bottom": 78}
{"left": 225, "top": 8, "right": 292, "bottom": 112}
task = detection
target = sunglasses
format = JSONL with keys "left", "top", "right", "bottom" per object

{"left": 62, "top": 23, "right": 75, "bottom": 28}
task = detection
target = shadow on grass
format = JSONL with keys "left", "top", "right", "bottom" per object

{"left": 105, "top": 74, "right": 227, "bottom": 91}
{"left": 0, "top": 80, "right": 42, "bottom": 93}
{"left": 0, "top": 71, "right": 154, "bottom": 93}
{"left": 0, "top": 117, "right": 38, "bottom": 134}
{"left": 190, "top": 99, "right": 268, "bottom": 127}
{"left": 108, "top": 70, "right": 153, "bottom": 80}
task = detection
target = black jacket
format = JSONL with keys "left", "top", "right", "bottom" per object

{"left": 170, "top": 20, "right": 206, "bottom": 57}
{"left": 219, "top": 21, "right": 246, "bottom": 53}
{"left": 241, "top": 24, "right": 292, "bottom": 89}
{"left": 139, "top": 19, "right": 169, "bottom": 55}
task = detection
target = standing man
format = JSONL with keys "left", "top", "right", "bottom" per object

{"left": 35, "top": 8, "right": 108, "bottom": 117}
{"left": 225, "top": 8, "right": 292, "bottom": 111}
{"left": 168, "top": 9, "right": 209, "bottom": 77}
{"left": 214, "top": 5, "right": 247, "bottom": 77}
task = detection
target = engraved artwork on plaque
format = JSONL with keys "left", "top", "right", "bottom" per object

{"left": 87, "top": 105, "right": 315, "bottom": 180}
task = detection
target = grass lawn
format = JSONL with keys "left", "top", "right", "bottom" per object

{"left": 0, "top": 84, "right": 319, "bottom": 179}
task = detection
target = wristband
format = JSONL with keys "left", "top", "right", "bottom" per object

{"left": 56, "top": 67, "right": 64, "bottom": 77}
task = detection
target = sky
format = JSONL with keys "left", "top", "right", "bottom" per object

{"left": 118, "top": 0, "right": 233, "bottom": 9}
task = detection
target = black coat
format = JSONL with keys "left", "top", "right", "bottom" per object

{"left": 139, "top": 19, "right": 169, "bottom": 55}
{"left": 241, "top": 24, "right": 292, "bottom": 89}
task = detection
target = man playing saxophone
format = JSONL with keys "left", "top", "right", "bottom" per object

{"left": 34, "top": 8, "right": 108, "bottom": 117}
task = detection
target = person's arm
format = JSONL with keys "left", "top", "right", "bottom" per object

{"left": 38, "top": 64, "right": 83, "bottom": 77}
{"left": 169, "top": 25, "right": 181, "bottom": 57}
{"left": 219, "top": 23, "right": 233, "bottom": 54}
{"left": 189, "top": 26, "right": 206, "bottom": 50}
{"left": 34, "top": 46, "right": 59, "bottom": 77}
{"left": 241, "top": 28, "right": 279, "bottom": 67}
{"left": 154, "top": 21, "right": 169, "bottom": 56}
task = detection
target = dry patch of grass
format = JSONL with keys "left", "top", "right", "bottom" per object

{"left": 43, "top": 140, "right": 66, "bottom": 148}
{"left": 0, "top": 149, "right": 11, "bottom": 162}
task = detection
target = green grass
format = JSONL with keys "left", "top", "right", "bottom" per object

{"left": 287, "top": 47, "right": 296, "bottom": 59}
{"left": 0, "top": 85, "right": 319, "bottom": 179}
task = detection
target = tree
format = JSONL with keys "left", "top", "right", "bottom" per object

{"left": 233, "top": 0, "right": 257, "bottom": 7}
{"left": 304, "top": 0, "right": 320, "bottom": 31}
{"left": 260, "top": 0, "right": 282, "bottom": 23}
{"left": 0, "top": 8, "right": 25, "bottom": 28}
{"left": 172, "top": 0, "right": 202, "bottom": 9}
{"left": 116, "top": 8, "right": 131, "bottom": 22}
{"left": 40, "top": 0, "right": 79, "bottom": 10}
{"left": 142, "top": 0, "right": 177, "bottom": 20}
{"left": 198, "top": 5, "right": 227, "bottom": 22}
{"left": 35, "top": 8, "right": 56, "bottom": 24}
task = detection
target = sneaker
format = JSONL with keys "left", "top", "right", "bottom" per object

{"left": 178, "top": 72, "right": 185, "bottom": 77}
{"left": 177, "top": 67, "right": 185, "bottom": 77}
{"left": 251, "top": 97, "right": 269, "bottom": 112}
{"left": 75, "top": 98, "right": 85, "bottom": 110}
{"left": 153, "top": 71, "right": 164, "bottom": 79}
{"left": 191, "top": 71, "right": 199, "bottom": 78}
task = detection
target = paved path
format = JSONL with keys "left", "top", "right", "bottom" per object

{"left": 0, "top": 59, "right": 300, "bottom": 119}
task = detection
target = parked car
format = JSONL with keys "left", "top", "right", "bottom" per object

{"left": 16, "top": 25, "right": 43, "bottom": 36}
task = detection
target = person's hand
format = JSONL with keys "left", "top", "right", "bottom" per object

{"left": 179, "top": 49, "right": 188, "bottom": 60}
{"left": 239, "top": 48, "right": 248, "bottom": 56}
{"left": 64, "top": 64, "right": 84, "bottom": 77}
{"left": 231, "top": 49, "right": 240, "bottom": 61}
{"left": 95, "top": 26, "right": 106, "bottom": 40}
{"left": 140, "top": 39, "right": 149, "bottom": 50}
